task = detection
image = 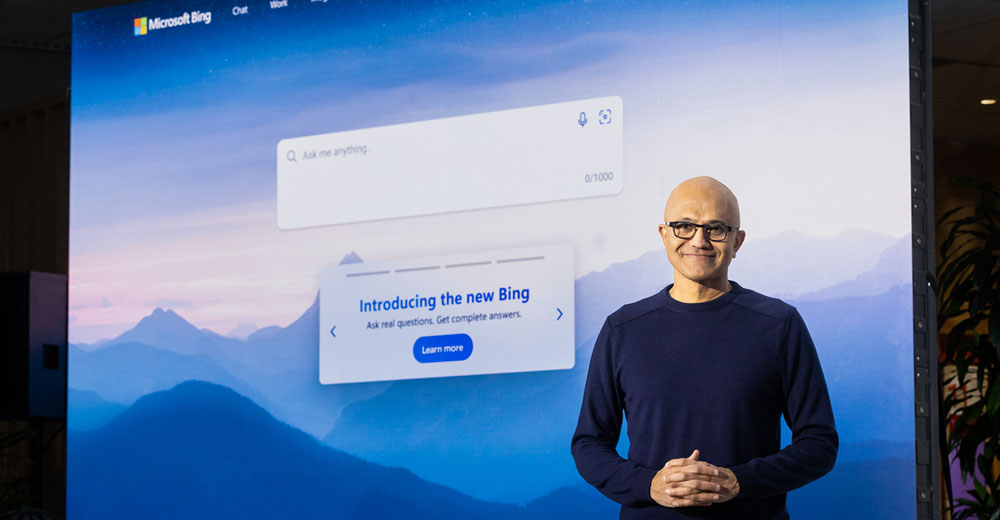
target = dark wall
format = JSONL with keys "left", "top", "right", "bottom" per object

{"left": 0, "top": 95, "right": 69, "bottom": 518}
{"left": 0, "top": 94, "right": 69, "bottom": 275}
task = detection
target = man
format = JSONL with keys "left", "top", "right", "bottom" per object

{"left": 571, "top": 176, "right": 837, "bottom": 519}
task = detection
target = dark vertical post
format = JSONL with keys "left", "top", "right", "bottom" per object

{"left": 908, "top": 0, "right": 939, "bottom": 518}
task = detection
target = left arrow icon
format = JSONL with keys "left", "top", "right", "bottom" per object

{"left": 330, "top": 326, "right": 336, "bottom": 338}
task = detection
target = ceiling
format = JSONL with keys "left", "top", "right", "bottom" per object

{"left": 0, "top": 1, "right": 120, "bottom": 110}
{"left": 1, "top": 0, "right": 998, "bottom": 147}
{"left": 932, "top": 0, "right": 1000, "bottom": 147}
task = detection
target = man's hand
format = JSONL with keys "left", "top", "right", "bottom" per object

{"left": 649, "top": 449, "right": 740, "bottom": 508}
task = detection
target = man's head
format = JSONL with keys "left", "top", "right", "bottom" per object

{"left": 658, "top": 176, "right": 746, "bottom": 291}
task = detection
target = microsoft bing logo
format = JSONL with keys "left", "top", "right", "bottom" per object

{"left": 131, "top": 12, "right": 211, "bottom": 35}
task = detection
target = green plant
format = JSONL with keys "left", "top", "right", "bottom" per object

{"left": 938, "top": 179, "right": 1000, "bottom": 520}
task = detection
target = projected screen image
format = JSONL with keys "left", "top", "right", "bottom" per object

{"left": 69, "top": 0, "right": 914, "bottom": 518}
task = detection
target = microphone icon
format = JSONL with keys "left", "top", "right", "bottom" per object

{"left": 578, "top": 112, "right": 588, "bottom": 127}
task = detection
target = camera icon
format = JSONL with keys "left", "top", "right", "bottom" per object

{"left": 598, "top": 109, "right": 612, "bottom": 125}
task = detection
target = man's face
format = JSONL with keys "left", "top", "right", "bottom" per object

{"left": 658, "top": 182, "right": 746, "bottom": 288}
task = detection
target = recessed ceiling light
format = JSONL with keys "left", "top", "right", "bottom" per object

{"left": 981, "top": 99, "right": 997, "bottom": 105}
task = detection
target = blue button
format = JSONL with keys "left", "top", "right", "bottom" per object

{"left": 413, "top": 333, "right": 473, "bottom": 363}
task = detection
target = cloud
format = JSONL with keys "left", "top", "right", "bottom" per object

{"left": 142, "top": 298, "right": 194, "bottom": 309}
{"left": 70, "top": 298, "right": 114, "bottom": 310}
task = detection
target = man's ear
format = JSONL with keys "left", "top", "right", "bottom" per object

{"left": 733, "top": 229, "right": 747, "bottom": 255}
{"left": 658, "top": 223, "right": 671, "bottom": 244}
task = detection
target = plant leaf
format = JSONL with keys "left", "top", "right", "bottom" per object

{"left": 990, "top": 310, "right": 1000, "bottom": 360}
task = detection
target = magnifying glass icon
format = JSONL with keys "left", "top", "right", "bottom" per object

{"left": 286, "top": 150, "right": 297, "bottom": 162}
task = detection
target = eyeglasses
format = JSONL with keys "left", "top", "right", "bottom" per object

{"left": 665, "top": 221, "right": 736, "bottom": 242}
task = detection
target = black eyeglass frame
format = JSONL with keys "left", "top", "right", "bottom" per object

{"left": 664, "top": 221, "right": 737, "bottom": 242}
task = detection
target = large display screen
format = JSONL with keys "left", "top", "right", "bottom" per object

{"left": 69, "top": 1, "right": 915, "bottom": 518}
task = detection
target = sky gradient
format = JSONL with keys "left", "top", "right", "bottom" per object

{"left": 70, "top": 0, "right": 909, "bottom": 342}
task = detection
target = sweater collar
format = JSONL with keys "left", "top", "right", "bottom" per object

{"left": 660, "top": 280, "right": 744, "bottom": 312}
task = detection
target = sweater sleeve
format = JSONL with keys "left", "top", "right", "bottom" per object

{"left": 729, "top": 309, "right": 838, "bottom": 498}
{"left": 571, "top": 318, "right": 658, "bottom": 506}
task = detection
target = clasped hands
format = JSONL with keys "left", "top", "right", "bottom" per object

{"left": 650, "top": 449, "right": 740, "bottom": 508}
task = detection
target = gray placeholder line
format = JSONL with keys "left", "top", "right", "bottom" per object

{"left": 496, "top": 255, "right": 545, "bottom": 264}
{"left": 445, "top": 260, "right": 492, "bottom": 268}
{"left": 345, "top": 270, "right": 391, "bottom": 277}
{"left": 395, "top": 265, "right": 441, "bottom": 273}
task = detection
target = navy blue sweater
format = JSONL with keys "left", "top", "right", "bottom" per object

{"left": 571, "top": 282, "right": 837, "bottom": 519}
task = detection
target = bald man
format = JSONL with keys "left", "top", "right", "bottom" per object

{"left": 571, "top": 177, "right": 837, "bottom": 519}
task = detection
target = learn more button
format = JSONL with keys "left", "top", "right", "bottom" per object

{"left": 413, "top": 334, "right": 473, "bottom": 363}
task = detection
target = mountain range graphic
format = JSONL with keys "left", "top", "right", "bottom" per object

{"left": 69, "top": 233, "right": 916, "bottom": 517}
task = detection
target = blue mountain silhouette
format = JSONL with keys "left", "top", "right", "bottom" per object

{"left": 219, "top": 292, "right": 392, "bottom": 437}
{"left": 67, "top": 388, "right": 127, "bottom": 431}
{"left": 236, "top": 251, "right": 359, "bottom": 375}
{"left": 68, "top": 236, "right": 914, "bottom": 506}
{"left": 730, "top": 229, "right": 903, "bottom": 297}
{"left": 573, "top": 230, "right": 909, "bottom": 343}
{"left": 68, "top": 342, "right": 281, "bottom": 426}
{"left": 66, "top": 380, "right": 617, "bottom": 519}
{"left": 69, "top": 298, "right": 387, "bottom": 438}
{"left": 791, "top": 234, "right": 910, "bottom": 301}
{"left": 323, "top": 332, "right": 597, "bottom": 503}
{"left": 65, "top": 380, "right": 912, "bottom": 519}
{"left": 72, "top": 234, "right": 911, "bottom": 439}
{"left": 109, "top": 307, "right": 243, "bottom": 361}
{"left": 98, "top": 251, "right": 367, "bottom": 378}
{"left": 224, "top": 322, "right": 259, "bottom": 340}
{"left": 245, "top": 324, "right": 282, "bottom": 341}
{"left": 70, "top": 252, "right": 385, "bottom": 437}
{"left": 791, "top": 284, "right": 913, "bottom": 443}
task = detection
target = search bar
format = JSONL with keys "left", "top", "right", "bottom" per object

{"left": 276, "top": 96, "right": 623, "bottom": 230}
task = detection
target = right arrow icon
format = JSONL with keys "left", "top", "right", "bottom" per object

{"left": 556, "top": 308, "right": 563, "bottom": 320}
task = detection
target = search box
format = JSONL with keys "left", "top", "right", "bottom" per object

{"left": 276, "top": 96, "right": 623, "bottom": 230}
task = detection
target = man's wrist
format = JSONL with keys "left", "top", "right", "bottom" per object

{"left": 642, "top": 465, "right": 662, "bottom": 501}
{"left": 727, "top": 465, "right": 748, "bottom": 498}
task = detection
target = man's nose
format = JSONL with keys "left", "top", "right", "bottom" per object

{"left": 688, "top": 227, "right": 712, "bottom": 247}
